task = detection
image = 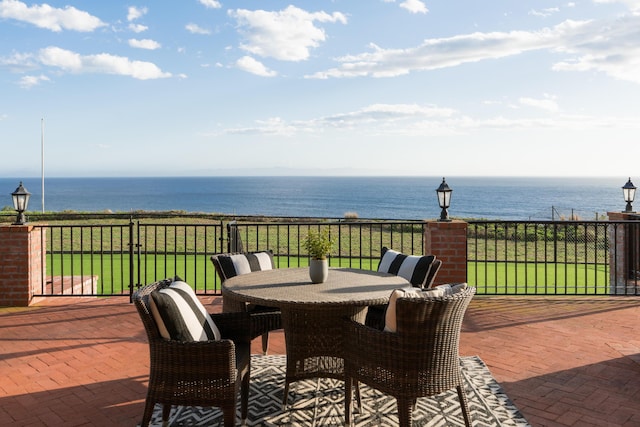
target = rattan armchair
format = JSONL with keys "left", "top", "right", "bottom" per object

{"left": 211, "top": 252, "right": 282, "bottom": 355}
{"left": 133, "top": 279, "right": 251, "bottom": 427}
{"left": 344, "top": 286, "right": 476, "bottom": 427}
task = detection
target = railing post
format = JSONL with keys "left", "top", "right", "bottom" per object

{"left": 607, "top": 212, "right": 640, "bottom": 295}
{"left": 0, "top": 224, "right": 46, "bottom": 306}
{"left": 128, "top": 218, "right": 135, "bottom": 302}
{"left": 423, "top": 220, "right": 468, "bottom": 285}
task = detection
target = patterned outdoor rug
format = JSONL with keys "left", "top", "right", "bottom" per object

{"left": 148, "top": 355, "right": 530, "bottom": 426}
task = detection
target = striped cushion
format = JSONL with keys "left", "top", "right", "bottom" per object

{"left": 384, "top": 283, "right": 468, "bottom": 332}
{"left": 217, "top": 251, "right": 274, "bottom": 279}
{"left": 149, "top": 280, "right": 221, "bottom": 342}
{"left": 377, "top": 247, "right": 435, "bottom": 287}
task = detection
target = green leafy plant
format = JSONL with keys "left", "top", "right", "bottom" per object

{"left": 303, "top": 229, "right": 334, "bottom": 260}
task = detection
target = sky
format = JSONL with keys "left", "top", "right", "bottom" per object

{"left": 1, "top": 0, "right": 640, "bottom": 178}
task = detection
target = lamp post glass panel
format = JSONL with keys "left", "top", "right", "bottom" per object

{"left": 12, "top": 181, "right": 31, "bottom": 225}
{"left": 622, "top": 178, "right": 636, "bottom": 213}
{"left": 436, "top": 177, "right": 452, "bottom": 221}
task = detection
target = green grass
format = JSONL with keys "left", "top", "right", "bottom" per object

{"left": 46, "top": 253, "right": 607, "bottom": 295}
{"left": 468, "top": 261, "right": 610, "bottom": 294}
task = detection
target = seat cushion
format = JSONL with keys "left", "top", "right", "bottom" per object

{"left": 377, "top": 247, "right": 435, "bottom": 287}
{"left": 383, "top": 283, "right": 468, "bottom": 332}
{"left": 216, "top": 251, "right": 274, "bottom": 279}
{"left": 149, "top": 280, "right": 221, "bottom": 342}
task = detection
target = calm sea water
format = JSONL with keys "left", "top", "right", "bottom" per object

{"left": 0, "top": 176, "right": 627, "bottom": 220}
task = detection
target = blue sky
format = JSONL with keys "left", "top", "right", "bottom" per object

{"left": 1, "top": 0, "right": 639, "bottom": 178}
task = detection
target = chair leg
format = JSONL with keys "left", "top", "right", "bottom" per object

{"left": 457, "top": 384, "right": 472, "bottom": 427}
{"left": 140, "top": 398, "right": 155, "bottom": 427}
{"left": 241, "top": 370, "right": 250, "bottom": 424}
{"left": 397, "top": 398, "right": 413, "bottom": 427}
{"left": 354, "top": 379, "right": 362, "bottom": 412}
{"left": 162, "top": 404, "right": 172, "bottom": 421}
{"left": 345, "top": 376, "right": 352, "bottom": 426}
{"left": 282, "top": 381, "right": 290, "bottom": 408}
{"left": 261, "top": 332, "right": 269, "bottom": 355}
{"left": 222, "top": 405, "right": 236, "bottom": 427}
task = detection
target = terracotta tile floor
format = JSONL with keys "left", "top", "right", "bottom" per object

{"left": 1, "top": 295, "right": 639, "bottom": 426}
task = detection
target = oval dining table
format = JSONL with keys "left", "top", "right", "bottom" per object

{"left": 221, "top": 267, "right": 410, "bottom": 405}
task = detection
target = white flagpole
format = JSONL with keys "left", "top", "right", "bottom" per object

{"left": 41, "top": 118, "right": 45, "bottom": 213}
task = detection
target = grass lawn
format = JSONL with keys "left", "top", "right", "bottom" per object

{"left": 46, "top": 254, "right": 609, "bottom": 295}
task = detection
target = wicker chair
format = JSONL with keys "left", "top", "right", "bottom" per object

{"left": 344, "top": 286, "right": 476, "bottom": 427}
{"left": 211, "top": 252, "right": 282, "bottom": 355}
{"left": 365, "top": 248, "right": 442, "bottom": 330}
{"left": 133, "top": 278, "right": 251, "bottom": 427}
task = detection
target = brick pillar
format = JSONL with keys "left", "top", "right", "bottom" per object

{"left": 607, "top": 211, "right": 638, "bottom": 295}
{"left": 424, "top": 220, "right": 467, "bottom": 285}
{"left": 0, "top": 225, "right": 45, "bottom": 306}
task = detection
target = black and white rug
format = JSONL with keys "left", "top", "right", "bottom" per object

{"left": 150, "top": 355, "right": 530, "bottom": 426}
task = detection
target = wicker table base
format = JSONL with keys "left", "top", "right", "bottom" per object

{"left": 222, "top": 267, "right": 410, "bottom": 404}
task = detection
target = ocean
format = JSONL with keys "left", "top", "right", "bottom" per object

{"left": 0, "top": 176, "right": 628, "bottom": 221}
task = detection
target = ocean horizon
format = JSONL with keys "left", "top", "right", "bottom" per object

{"left": 0, "top": 176, "right": 629, "bottom": 221}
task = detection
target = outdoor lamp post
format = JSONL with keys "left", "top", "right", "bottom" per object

{"left": 436, "top": 177, "right": 452, "bottom": 221}
{"left": 622, "top": 177, "right": 636, "bottom": 213}
{"left": 11, "top": 181, "right": 31, "bottom": 225}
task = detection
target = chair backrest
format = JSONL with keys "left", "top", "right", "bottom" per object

{"left": 395, "top": 287, "right": 475, "bottom": 364}
{"left": 133, "top": 279, "right": 172, "bottom": 344}
{"left": 377, "top": 247, "right": 439, "bottom": 288}
{"left": 210, "top": 251, "right": 275, "bottom": 282}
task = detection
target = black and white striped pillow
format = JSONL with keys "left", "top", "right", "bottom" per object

{"left": 216, "top": 251, "right": 274, "bottom": 280}
{"left": 149, "top": 280, "right": 221, "bottom": 342}
{"left": 377, "top": 247, "right": 435, "bottom": 287}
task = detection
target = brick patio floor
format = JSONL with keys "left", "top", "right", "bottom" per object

{"left": 1, "top": 295, "right": 639, "bottom": 426}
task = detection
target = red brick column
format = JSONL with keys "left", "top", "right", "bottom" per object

{"left": 607, "top": 211, "right": 637, "bottom": 294}
{"left": 0, "top": 225, "right": 45, "bottom": 306}
{"left": 423, "top": 220, "right": 467, "bottom": 285}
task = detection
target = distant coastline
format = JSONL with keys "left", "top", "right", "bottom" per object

{"left": 0, "top": 176, "right": 626, "bottom": 221}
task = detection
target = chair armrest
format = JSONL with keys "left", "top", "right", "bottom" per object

{"left": 342, "top": 318, "right": 406, "bottom": 372}
{"left": 151, "top": 338, "right": 240, "bottom": 383}
{"left": 211, "top": 312, "right": 252, "bottom": 344}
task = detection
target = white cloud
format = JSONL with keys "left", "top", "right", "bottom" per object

{"left": 550, "top": 16, "right": 640, "bottom": 84}
{"left": 198, "top": 0, "right": 222, "bottom": 9}
{"left": 229, "top": 5, "right": 347, "bottom": 61}
{"left": 217, "top": 117, "right": 296, "bottom": 136}
{"left": 529, "top": 8, "right": 560, "bottom": 17}
{"left": 18, "top": 74, "right": 49, "bottom": 88}
{"left": 186, "top": 23, "right": 211, "bottom": 35}
{"left": 519, "top": 95, "right": 560, "bottom": 112}
{"left": 594, "top": 0, "right": 640, "bottom": 12}
{"left": 0, "top": 51, "right": 38, "bottom": 72}
{"left": 128, "top": 38, "right": 161, "bottom": 50}
{"left": 213, "top": 102, "right": 640, "bottom": 138}
{"left": 128, "top": 23, "right": 148, "bottom": 33}
{"left": 0, "top": 0, "right": 105, "bottom": 32}
{"left": 235, "top": 56, "right": 277, "bottom": 76}
{"left": 400, "top": 0, "right": 428, "bottom": 14}
{"left": 37, "top": 46, "right": 171, "bottom": 80}
{"left": 127, "top": 6, "right": 147, "bottom": 22}
{"left": 308, "top": 15, "right": 640, "bottom": 84}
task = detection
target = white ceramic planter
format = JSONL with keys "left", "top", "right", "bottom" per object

{"left": 309, "top": 259, "right": 329, "bottom": 283}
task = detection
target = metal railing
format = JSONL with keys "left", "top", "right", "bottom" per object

{"left": 467, "top": 220, "right": 638, "bottom": 295}
{"left": 26, "top": 215, "right": 640, "bottom": 297}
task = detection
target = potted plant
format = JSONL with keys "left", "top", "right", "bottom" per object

{"left": 303, "top": 229, "right": 334, "bottom": 283}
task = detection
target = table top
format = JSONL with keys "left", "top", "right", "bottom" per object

{"left": 222, "top": 267, "right": 410, "bottom": 309}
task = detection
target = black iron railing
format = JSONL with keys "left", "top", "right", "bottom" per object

{"left": 25, "top": 214, "right": 640, "bottom": 297}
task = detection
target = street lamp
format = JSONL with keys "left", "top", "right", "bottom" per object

{"left": 11, "top": 181, "right": 31, "bottom": 225}
{"left": 622, "top": 177, "right": 636, "bottom": 213}
{"left": 436, "top": 177, "right": 452, "bottom": 221}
